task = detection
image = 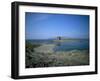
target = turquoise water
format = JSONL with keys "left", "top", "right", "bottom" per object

{"left": 26, "top": 39, "right": 89, "bottom": 52}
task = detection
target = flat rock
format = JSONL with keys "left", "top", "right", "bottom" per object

{"left": 34, "top": 44, "right": 56, "bottom": 53}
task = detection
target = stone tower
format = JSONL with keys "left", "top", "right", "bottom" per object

{"left": 57, "top": 36, "right": 61, "bottom": 40}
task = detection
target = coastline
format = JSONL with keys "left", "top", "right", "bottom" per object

{"left": 26, "top": 43, "right": 89, "bottom": 68}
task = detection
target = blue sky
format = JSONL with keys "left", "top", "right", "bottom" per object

{"left": 25, "top": 12, "right": 89, "bottom": 39}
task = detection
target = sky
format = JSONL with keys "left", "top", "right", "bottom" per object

{"left": 25, "top": 12, "right": 89, "bottom": 39}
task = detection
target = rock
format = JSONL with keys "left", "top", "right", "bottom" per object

{"left": 34, "top": 44, "right": 56, "bottom": 53}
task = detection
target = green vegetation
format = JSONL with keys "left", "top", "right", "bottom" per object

{"left": 25, "top": 42, "right": 89, "bottom": 68}
{"left": 25, "top": 42, "right": 41, "bottom": 68}
{"left": 26, "top": 42, "right": 40, "bottom": 52}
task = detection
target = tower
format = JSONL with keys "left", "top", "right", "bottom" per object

{"left": 57, "top": 36, "right": 61, "bottom": 40}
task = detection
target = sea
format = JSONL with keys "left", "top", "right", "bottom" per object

{"left": 26, "top": 39, "right": 89, "bottom": 52}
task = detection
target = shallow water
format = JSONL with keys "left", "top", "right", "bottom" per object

{"left": 54, "top": 40, "right": 89, "bottom": 52}
{"left": 26, "top": 39, "right": 89, "bottom": 52}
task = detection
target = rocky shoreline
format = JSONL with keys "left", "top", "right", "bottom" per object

{"left": 26, "top": 44, "right": 89, "bottom": 68}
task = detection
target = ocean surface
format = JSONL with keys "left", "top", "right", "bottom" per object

{"left": 26, "top": 39, "right": 89, "bottom": 52}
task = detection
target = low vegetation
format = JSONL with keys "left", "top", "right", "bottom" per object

{"left": 26, "top": 42, "right": 89, "bottom": 68}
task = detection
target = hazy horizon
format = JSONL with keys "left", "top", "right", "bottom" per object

{"left": 26, "top": 36, "right": 89, "bottom": 40}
